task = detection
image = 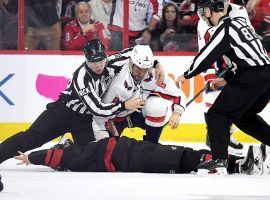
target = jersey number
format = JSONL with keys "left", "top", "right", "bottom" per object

{"left": 241, "top": 27, "right": 257, "bottom": 41}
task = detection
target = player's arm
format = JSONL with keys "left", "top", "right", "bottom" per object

{"left": 184, "top": 23, "right": 230, "bottom": 79}
{"left": 73, "top": 70, "right": 145, "bottom": 117}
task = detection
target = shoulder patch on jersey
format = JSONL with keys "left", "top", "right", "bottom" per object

{"left": 78, "top": 86, "right": 91, "bottom": 96}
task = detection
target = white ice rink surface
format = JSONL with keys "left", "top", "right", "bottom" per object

{"left": 1, "top": 142, "right": 270, "bottom": 200}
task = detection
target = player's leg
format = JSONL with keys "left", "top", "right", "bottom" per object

{"left": 142, "top": 96, "right": 169, "bottom": 143}
{"left": 0, "top": 101, "right": 74, "bottom": 164}
{"left": 113, "top": 137, "right": 209, "bottom": 173}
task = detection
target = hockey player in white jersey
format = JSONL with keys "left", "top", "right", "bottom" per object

{"left": 197, "top": 0, "right": 253, "bottom": 155}
{"left": 93, "top": 44, "right": 187, "bottom": 143}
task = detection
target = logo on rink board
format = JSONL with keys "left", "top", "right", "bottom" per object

{"left": 0, "top": 74, "right": 15, "bottom": 105}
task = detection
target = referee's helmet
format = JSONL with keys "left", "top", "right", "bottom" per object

{"left": 198, "top": 0, "right": 224, "bottom": 13}
{"left": 83, "top": 39, "right": 106, "bottom": 62}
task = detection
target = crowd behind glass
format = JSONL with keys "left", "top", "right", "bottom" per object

{"left": 0, "top": 0, "right": 269, "bottom": 52}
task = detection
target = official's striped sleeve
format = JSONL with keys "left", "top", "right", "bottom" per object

{"left": 184, "top": 20, "right": 230, "bottom": 79}
{"left": 184, "top": 16, "right": 270, "bottom": 79}
{"left": 73, "top": 67, "right": 125, "bottom": 117}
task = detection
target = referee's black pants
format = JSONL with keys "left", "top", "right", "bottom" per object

{"left": 206, "top": 67, "right": 270, "bottom": 159}
{"left": 0, "top": 100, "right": 95, "bottom": 164}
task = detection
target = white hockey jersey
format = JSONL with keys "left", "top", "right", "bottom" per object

{"left": 92, "top": 62, "right": 187, "bottom": 140}
{"left": 109, "top": 0, "right": 163, "bottom": 31}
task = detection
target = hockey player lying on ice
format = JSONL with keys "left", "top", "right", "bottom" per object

{"left": 92, "top": 44, "right": 187, "bottom": 144}
{"left": 14, "top": 121, "right": 264, "bottom": 175}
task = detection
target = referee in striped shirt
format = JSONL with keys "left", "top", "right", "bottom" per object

{"left": 0, "top": 39, "right": 166, "bottom": 165}
{"left": 176, "top": 0, "right": 270, "bottom": 174}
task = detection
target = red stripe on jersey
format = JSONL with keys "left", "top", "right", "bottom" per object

{"left": 150, "top": 0, "right": 159, "bottom": 15}
{"left": 49, "top": 149, "right": 64, "bottom": 168}
{"left": 151, "top": 92, "right": 176, "bottom": 101}
{"left": 113, "top": 116, "right": 127, "bottom": 122}
{"left": 105, "top": 138, "right": 117, "bottom": 172}
{"left": 173, "top": 96, "right": 181, "bottom": 105}
{"left": 146, "top": 115, "right": 166, "bottom": 123}
{"left": 45, "top": 150, "right": 53, "bottom": 166}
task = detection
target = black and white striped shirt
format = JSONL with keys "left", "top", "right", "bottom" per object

{"left": 184, "top": 16, "right": 270, "bottom": 79}
{"left": 59, "top": 48, "right": 134, "bottom": 117}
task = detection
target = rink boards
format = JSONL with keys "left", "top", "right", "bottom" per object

{"left": 0, "top": 54, "right": 269, "bottom": 142}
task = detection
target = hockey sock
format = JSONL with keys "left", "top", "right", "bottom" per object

{"left": 145, "top": 125, "right": 163, "bottom": 144}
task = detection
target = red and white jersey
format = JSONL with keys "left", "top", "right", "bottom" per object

{"left": 248, "top": 0, "right": 270, "bottom": 32}
{"left": 109, "top": 0, "right": 163, "bottom": 31}
{"left": 92, "top": 62, "right": 187, "bottom": 139}
{"left": 103, "top": 64, "right": 186, "bottom": 117}
{"left": 63, "top": 19, "right": 110, "bottom": 50}
{"left": 198, "top": 4, "right": 251, "bottom": 51}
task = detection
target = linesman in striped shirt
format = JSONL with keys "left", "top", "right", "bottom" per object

{"left": 176, "top": 0, "right": 270, "bottom": 175}
{"left": 0, "top": 39, "right": 165, "bottom": 165}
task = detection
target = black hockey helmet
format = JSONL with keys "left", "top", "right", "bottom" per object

{"left": 198, "top": 0, "right": 224, "bottom": 13}
{"left": 83, "top": 39, "right": 106, "bottom": 62}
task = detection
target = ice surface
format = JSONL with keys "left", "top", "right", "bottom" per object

{"left": 1, "top": 142, "right": 270, "bottom": 200}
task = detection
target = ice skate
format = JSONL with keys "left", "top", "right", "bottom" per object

{"left": 240, "top": 146, "right": 263, "bottom": 175}
{"left": 206, "top": 133, "right": 243, "bottom": 156}
{"left": 228, "top": 135, "right": 243, "bottom": 156}
{"left": 51, "top": 135, "right": 73, "bottom": 150}
{"left": 197, "top": 159, "right": 228, "bottom": 176}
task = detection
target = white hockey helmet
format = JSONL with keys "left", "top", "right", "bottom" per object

{"left": 130, "top": 45, "right": 154, "bottom": 69}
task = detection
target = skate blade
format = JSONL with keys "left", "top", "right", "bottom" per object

{"left": 197, "top": 167, "right": 228, "bottom": 176}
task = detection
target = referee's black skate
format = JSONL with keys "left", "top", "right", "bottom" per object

{"left": 206, "top": 134, "right": 243, "bottom": 156}
{"left": 239, "top": 145, "right": 263, "bottom": 175}
{"left": 197, "top": 159, "right": 228, "bottom": 176}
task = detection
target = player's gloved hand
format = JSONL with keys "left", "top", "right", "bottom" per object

{"left": 14, "top": 151, "right": 31, "bottom": 166}
{"left": 155, "top": 63, "right": 165, "bottom": 86}
{"left": 210, "top": 78, "right": 227, "bottom": 90}
{"left": 175, "top": 74, "right": 187, "bottom": 88}
{"left": 124, "top": 96, "right": 146, "bottom": 113}
{"left": 168, "top": 111, "right": 181, "bottom": 129}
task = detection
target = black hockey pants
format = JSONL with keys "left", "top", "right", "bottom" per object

{"left": 0, "top": 100, "right": 94, "bottom": 164}
{"left": 206, "top": 67, "right": 270, "bottom": 159}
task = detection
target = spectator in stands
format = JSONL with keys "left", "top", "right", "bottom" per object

{"left": 88, "top": 0, "right": 112, "bottom": 28}
{"left": 246, "top": 0, "right": 270, "bottom": 51}
{"left": 108, "top": 0, "right": 163, "bottom": 51}
{"left": 151, "top": 2, "right": 182, "bottom": 51}
{"left": 0, "top": 0, "right": 18, "bottom": 49}
{"left": 178, "top": 0, "right": 199, "bottom": 33}
{"left": 63, "top": 1, "right": 109, "bottom": 50}
{"left": 60, "top": 0, "right": 86, "bottom": 25}
{"left": 0, "top": 0, "right": 7, "bottom": 9}
{"left": 24, "top": 0, "right": 61, "bottom": 50}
